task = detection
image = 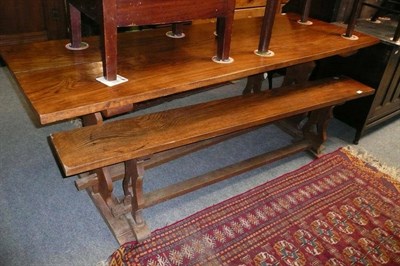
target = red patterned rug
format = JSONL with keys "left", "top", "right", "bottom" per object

{"left": 106, "top": 147, "right": 400, "bottom": 266}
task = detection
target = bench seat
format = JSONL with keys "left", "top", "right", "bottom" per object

{"left": 51, "top": 76, "right": 373, "bottom": 177}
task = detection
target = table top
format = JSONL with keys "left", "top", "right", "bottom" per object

{"left": 1, "top": 13, "right": 379, "bottom": 125}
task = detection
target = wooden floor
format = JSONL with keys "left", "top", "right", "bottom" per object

{"left": 0, "top": 13, "right": 378, "bottom": 125}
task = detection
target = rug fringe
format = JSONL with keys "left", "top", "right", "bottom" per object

{"left": 96, "top": 260, "right": 108, "bottom": 266}
{"left": 343, "top": 145, "right": 400, "bottom": 188}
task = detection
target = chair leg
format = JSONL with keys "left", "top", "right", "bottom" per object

{"left": 214, "top": 14, "right": 234, "bottom": 62}
{"left": 100, "top": 0, "right": 118, "bottom": 81}
{"left": 67, "top": 3, "right": 88, "bottom": 50}
{"left": 371, "top": 0, "right": 388, "bottom": 21}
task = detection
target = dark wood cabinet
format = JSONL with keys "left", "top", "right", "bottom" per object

{"left": 313, "top": 42, "right": 400, "bottom": 144}
{"left": 0, "top": 0, "right": 67, "bottom": 46}
{"left": 283, "top": 0, "right": 345, "bottom": 22}
{"left": 334, "top": 43, "right": 400, "bottom": 143}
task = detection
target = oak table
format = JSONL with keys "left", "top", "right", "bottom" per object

{"left": 0, "top": 13, "right": 379, "bottom": 244}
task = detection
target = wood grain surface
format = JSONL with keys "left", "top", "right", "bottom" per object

{"left": 1, "top": 14, "right": 379, "bottom": 124}
{"left": 51, "top": 77, "right": 374, "bottom": 176}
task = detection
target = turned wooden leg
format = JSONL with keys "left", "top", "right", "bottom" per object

{"left": 100, "top": 0, "right": 118, "bottom": 81}
{"left": 302, "top": 106, "right": 333, "bottom": 154}
{"left": 125, "top": 159, "right": 151, "bottom": 241}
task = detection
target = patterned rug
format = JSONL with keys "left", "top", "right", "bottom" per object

{"left": 106, "top": 147, "right": 400, "bottom": 266}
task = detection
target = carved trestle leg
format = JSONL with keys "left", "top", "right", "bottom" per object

{"left": 92, "top": 166, "right": 117, "bottom": 206}
{"left": 79, "top": 112, "right": 150, "bottom": 243}
{"left": 301, "top": 106, "right": 333, "bottom": 155}
{"left": 124, "top": 159, "right": 151, "bottom": 241}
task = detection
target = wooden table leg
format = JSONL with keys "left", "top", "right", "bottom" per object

{"left": 281, "top": 61, "right": 316, "bottom": 86}
{"left": 82, "top": 112, "right": 103, "bottom": 126}
{"left": 243, "top": 74, "right": 264, "bottom": 94}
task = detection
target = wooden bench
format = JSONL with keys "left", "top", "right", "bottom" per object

{"left": 50, "top": 76, "right": 374, "bottom": 242}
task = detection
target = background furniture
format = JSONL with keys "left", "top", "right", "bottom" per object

{"left": 306, "top": 0, "right": 400, "bottom": 143}
{"left": 0, "top": 0, "right": 67, "bottom": 46}
{"left": 283, "top": 0, "right": 384, "bottom": 22}
{"left": 315, "top": 42, "right": 400, "bottom": 144}
{"left": 66, "top": 0, "right": 236, "bottom": 81}
{"left": 0, "top": 0, "right": 281, "bottom": 48}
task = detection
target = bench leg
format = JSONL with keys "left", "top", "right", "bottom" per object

{"left": 93, "top": 166, "right": 116, "bottom": 207}
{"left": 302, "top": 106, "right": 333, "bottom": 154}
{"left": 125, "top": 159, "right": 151, "bottom": 241}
